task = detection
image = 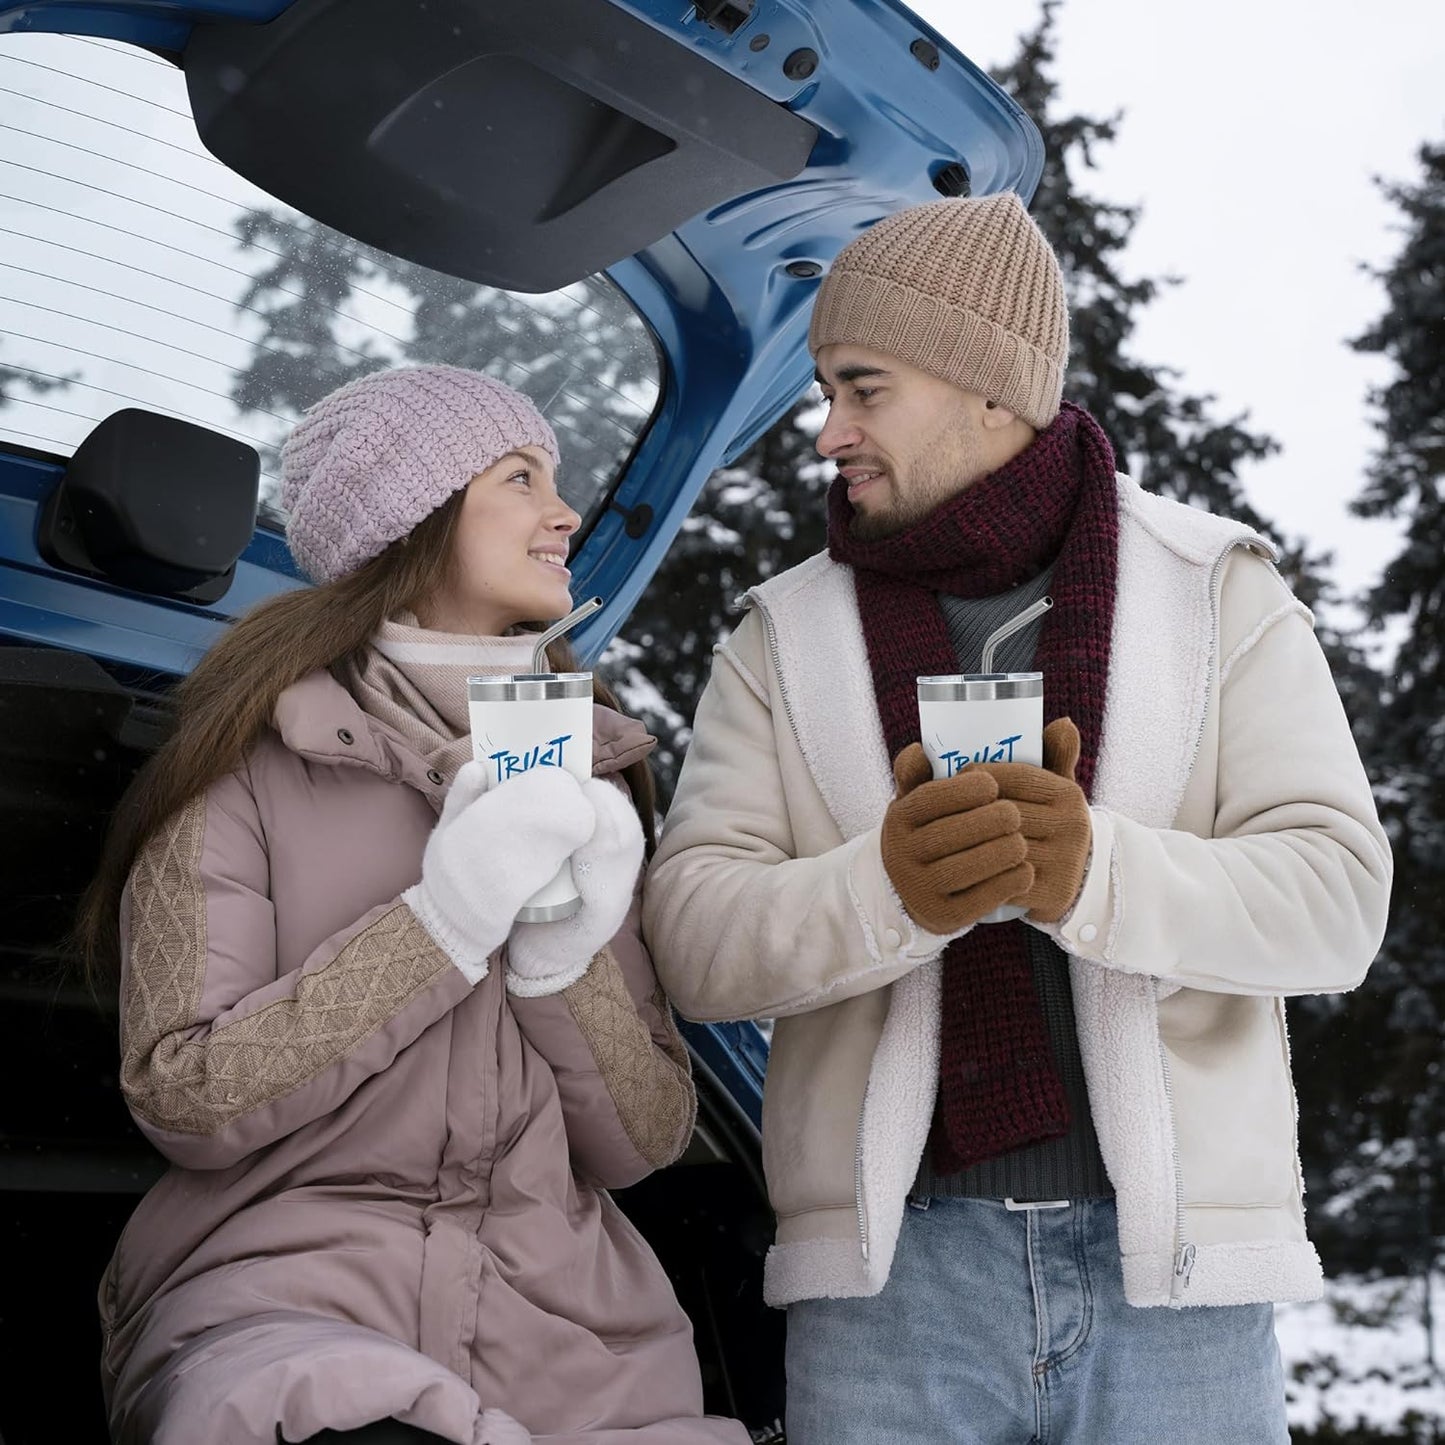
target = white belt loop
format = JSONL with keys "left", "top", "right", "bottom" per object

{"left": 1004, "top": 1197, "right": 1070, "bottom": 1211}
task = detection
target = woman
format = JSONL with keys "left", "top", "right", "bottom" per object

{"left": 76, "top": 365, "right": 748, "bottom": 1445}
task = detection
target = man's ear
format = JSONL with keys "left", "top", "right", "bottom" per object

{"left": 981, "top": 400, "right": 1019, "bottom": 431}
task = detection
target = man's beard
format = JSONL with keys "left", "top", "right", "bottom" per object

{"left": 843, "top": 413, "right": 985, "bottom": 541}
{"left": 849, "top": 468, "right": 960, "bottom": 541}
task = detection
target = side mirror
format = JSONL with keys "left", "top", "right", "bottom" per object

{"left": 36, "top": 409, "right": 260, "bottom": 604}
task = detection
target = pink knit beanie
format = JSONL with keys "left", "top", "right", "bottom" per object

{"left": 280, "top": 364, "right": 560, "bottom": 585}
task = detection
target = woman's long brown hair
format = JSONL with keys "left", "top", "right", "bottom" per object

{"left": 73, "top": 490, "right": 656, "bottom": 990}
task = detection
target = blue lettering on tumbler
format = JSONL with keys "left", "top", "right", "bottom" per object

{"left": 939, "top": 734, "right": 1023, "bottom": 776}
{"left": 488, "top": 733, "right": 573, "bottom": 785}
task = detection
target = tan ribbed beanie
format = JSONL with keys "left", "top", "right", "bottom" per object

{"left": 808, "top": 193, "right": 1069, "bottom": 430}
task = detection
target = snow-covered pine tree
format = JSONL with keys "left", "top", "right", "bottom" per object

{"left": 1294, "top": 142, "right": 1445, "bottom": 1292}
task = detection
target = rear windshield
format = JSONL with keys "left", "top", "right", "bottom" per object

{"left": 0, "top": 34, "right": 662, "bottom": 530}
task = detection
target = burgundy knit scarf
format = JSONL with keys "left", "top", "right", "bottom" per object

{"left": 827, "top": 402, "right": 1120, "bottom": 1171}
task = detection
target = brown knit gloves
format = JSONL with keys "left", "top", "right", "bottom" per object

{"left": 882, "top": 721, "right": 1094, "bottom": 933}
{"left": 880, "top": 743, "right": 1034, "bottom": 934}
{"left": 977, "top": 718, "right": 1093, "bottom": 924}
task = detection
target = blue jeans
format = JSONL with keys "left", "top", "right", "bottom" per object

{"left": 785, "top": 1196, "right": 1288, "bottom": 1444}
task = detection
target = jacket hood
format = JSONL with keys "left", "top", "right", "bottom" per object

{"left": 271, "top": 669, "right": 655, "bottom": 778}
{"left": 592, "top": 705, "right": 657, "bottom": 775}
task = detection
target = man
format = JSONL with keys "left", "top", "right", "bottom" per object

{"left": 641, "top": 193, "right": 1392, "bottom": 1444}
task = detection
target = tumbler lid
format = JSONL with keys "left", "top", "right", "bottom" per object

{"left": 916, "top": 672, "right": 1043, "bottom": 702}
{"left": 468, "top": 672, "right": 593, "bottom": 702}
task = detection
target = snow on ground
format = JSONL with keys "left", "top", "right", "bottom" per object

{"left": 1276, "top": 1274, "right": 1444, "bottom": 1436}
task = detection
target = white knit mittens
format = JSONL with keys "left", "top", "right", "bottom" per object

{"left": 403, "top": 761, "right": 593, "bottom": 983}
{"left": 505, "top": 777, "right": 645, "bottom": 997}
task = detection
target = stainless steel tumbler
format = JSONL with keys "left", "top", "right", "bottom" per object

{"left": 467, "top": 671, "right": 594, "bottom": 923}
{"left": 917, "top": 671, "right": 1044, "bottom": 923}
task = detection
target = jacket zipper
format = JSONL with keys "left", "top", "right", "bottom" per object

{"left": 1171, "top": 1242, "right": 1197, "bottom": 1304}
{"left": 749, "top": 593, "right": 806, "bottom": 760}
{"left": 753, "top": 593, "right": 871, "bottom": 1264}
{"left": 854, "top": 1107, "right": 870, "bottom": 1261}
{"left": 1159, "top": 1037, "right": 1193, "bottom": 1306}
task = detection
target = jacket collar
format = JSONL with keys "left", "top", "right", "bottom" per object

{"left": 273, "top": 670, "right": 388, "bottom": 767}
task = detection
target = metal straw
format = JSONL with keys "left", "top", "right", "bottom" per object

{"left": 979, "top": 595, "right": 1053, "bottom": 673}
{"left": 530, "top": 595, "right": 603, "bottom": 673}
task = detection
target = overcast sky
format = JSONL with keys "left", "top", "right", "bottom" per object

{"left": 911, "top": 0, "right": 1444, "bottom": 617}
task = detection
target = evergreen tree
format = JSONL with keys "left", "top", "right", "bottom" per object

{"left": 986, "top": 3, "right": 1347, "bottom": 601}
{"left": 1295, "top": 141, "right": 1445, "bottom": 1282}
{"left": 604, "top": 403, "right": 829, "bottom": 794}
{"left": 993, "top": 7, "right": 1419, "bottom": 1291}
{"left": 621, "top": 0, "right": 1301, "bottom": 801}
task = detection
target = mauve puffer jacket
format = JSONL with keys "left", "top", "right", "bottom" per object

{"left": 99, "top": 669, "right": 748, "bottom": 1445}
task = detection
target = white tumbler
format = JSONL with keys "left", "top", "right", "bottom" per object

{"left": 916, "top": 671, "right": 1043, "bottom": 923}
{"left": 467, "top": 672, "right": 593, "bottom": 922}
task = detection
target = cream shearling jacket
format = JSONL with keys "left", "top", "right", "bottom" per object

{"left": 642, "top": 475, "right": 1392, "bottom": 1311}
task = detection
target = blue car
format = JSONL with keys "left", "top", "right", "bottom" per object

{"left": 0, "top": 2, "right": 1041, "bottom": 1437}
